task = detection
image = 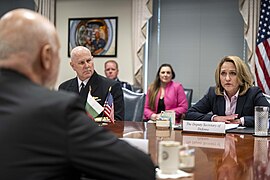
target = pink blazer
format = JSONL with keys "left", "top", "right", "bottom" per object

{"left": 144, "top": 81, "right": 188, "bottom": 119}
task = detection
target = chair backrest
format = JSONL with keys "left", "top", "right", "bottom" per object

{"left": 184, "top": 88, "right": 193, "bottom": 108}
{"left": 263, "top": 93, "right": 270, "bottom": 104}
{"left": 131, "top": 85, "right": 143, "bottom": 93}
{"left": 122, "top": 88, "right": 145, "bottom": 121}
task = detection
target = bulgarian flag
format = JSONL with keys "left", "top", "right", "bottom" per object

{"left": 85, "top": 92, "right": 104, "bottom": 118}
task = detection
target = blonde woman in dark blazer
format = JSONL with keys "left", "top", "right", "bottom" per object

{"left": 186, "top": 56, "right": 270, "bottom": 127}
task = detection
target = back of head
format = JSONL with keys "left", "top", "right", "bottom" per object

{"left": 0, "top": 9, "right": 56, "bottom": 59}
{"left": 0, "top": 8, "right": 60, "bottom": 88}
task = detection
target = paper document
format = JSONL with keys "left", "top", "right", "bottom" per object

{"left": 120, "top": 138, "right": 149, "bottom": 154}
{"left": 225, "top": 124, "right": 239, "bottom": 130}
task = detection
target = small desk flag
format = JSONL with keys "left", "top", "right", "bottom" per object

{"left": 85, "top": 92, "right": 104, "bottom": 118}
{"left": 104, "top": 89, "right": 114, "bottom": 123}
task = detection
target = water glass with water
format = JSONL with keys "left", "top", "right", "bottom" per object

{"left": 254, "top": 106, "right": 269, "bottom": 136}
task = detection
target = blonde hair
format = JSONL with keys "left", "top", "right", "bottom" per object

{"left": 104, "top": 59, "right": 119, "bottom": 70}
{"left": 215, "top": 56, "right": 254, "bottom": 96}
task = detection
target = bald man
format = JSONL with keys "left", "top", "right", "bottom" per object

{"left": 59, "top": 46, "right": 124, "bottom": 120}
{"left": 0, "top": 9, "right": 155, "bottom": 180}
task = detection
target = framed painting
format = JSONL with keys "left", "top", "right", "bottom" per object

{"left": 68, "top": 17, "right": 118, "bottom": 57}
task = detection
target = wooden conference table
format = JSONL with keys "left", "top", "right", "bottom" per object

{"left": 103, "top": 121, "right": 270, "bottom": 180}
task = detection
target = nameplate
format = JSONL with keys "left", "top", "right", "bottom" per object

{"left": 183, "top": 120, "right": 226, "bottom": 134}
{"left": 182, "top": 135, "right": 225, "bottom": 149}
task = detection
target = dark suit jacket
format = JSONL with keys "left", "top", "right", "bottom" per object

{"left": 59, "top": 71, "right": 124, "bottom": 120}
{"left": 186, "top": 86, "right": 270, "bottom": 127}
{"left": 0, "top": 69, "right": 155, "bottom": 180}
{"left": 116, "top": 78, "right": 132, "bottom": 91}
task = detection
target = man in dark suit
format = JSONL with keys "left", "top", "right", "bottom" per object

{"left": 104, "top": 59, "right": 132, "bottom": 91}
{"left": 59, "top": 46, "right": 124, "bottom": 120}
{"left": 0, "top": 9, "right": 155, "bottom": 179}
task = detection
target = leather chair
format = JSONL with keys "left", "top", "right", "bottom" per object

{"left": 131, "top": 85, "right": 143, "bottom": 93}
{"left": 184, "top": 88, "right": 193, "bottom": 108}
{"left": 263, "top": 93, "right": 270, "bottom": 104}
{"left": 122, "top": 88, "right": 145, "bottom": 121}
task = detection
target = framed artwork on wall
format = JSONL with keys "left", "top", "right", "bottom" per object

{"left": 68, "top": 17, "right": 118, "bottom": 57}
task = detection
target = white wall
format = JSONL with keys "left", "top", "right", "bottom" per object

{"left": 55, "top": 0, "right": 133, "bottom": 88}
{"left": 148, "top": 0, "right": 244, "bottom": 103}
{"left": 56, "top": 0, "right": 244, "bottom": 104}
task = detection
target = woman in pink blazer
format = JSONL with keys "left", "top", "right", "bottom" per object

{"left": 144, "top": 64, "right": 188, "bottom": 121}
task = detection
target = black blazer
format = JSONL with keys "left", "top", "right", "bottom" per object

{"left": 0, "top": 69, "right": 154, "bottom": 179}
{"left": 116, "top": 78, "right": 132, "bottom": 91}
{"left": 59, "top": 71, "right": 124, "bottom": 120}
{"left": 186, "top": 86, "right": 270, "bottom": 127}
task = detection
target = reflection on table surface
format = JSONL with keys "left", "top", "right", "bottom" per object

{"left": 104, "top": 121, "right": 270, "bottom": 180}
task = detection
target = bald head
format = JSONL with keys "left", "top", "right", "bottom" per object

{"left": 70, "top": 46, "right": 92, "bottom": 62}
{"left": 0, "top": 9, "right": 60, "bottom": 88}
{"left": 70, "top": 46, "right": 94, "bottom": 81}
{"left": 0, "top": 9, "right": 58, "bottom": 59}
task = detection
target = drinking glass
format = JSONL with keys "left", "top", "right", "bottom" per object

{"left": 254, "top": 106, "right": 269, "bottom": 136}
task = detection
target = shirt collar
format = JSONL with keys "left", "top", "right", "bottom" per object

{"left": 77, "top": 77, "right": 90, "bottom": 87}
{"left": 223, "top": 89, "right": 240, "bottom": 99}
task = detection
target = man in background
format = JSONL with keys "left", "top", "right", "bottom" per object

{"left": 104, "top": 59, "right": 132, "bottom": 91}
{"left": 59, "top": 46, "right": 124, "bottom": 120}
{"left": 0, "top": 8, "right": 154, "bottom": 179}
